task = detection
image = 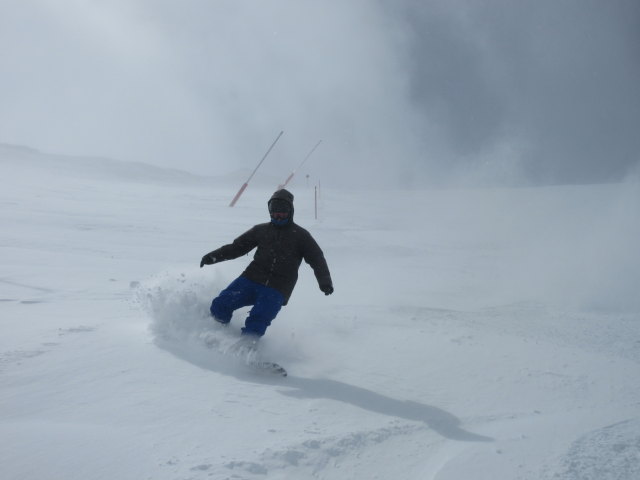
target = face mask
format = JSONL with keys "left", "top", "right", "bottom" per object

{"left": 270, "top": 211, "right": 290, "bottom": 226}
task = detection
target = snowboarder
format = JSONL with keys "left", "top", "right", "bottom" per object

{"left": 200, "top": 189, "right": 333, "bottom": 338}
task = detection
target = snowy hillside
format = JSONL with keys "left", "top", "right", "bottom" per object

{"left": 1, "top": 147, "right": 639, "bottom": 480}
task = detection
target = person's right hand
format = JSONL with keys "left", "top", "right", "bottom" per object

{"left": 200, "top": 254, "right": 216, "bottom": 268}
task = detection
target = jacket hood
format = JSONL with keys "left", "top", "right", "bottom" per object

{"left": 268, "top": 189, "right": 294, "bottom": 224}
{"left": 269, "top": 189, "right": 294, "bottom": 206}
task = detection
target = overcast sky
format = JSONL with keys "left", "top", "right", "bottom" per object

{"left": 1, "top": 0, "right": 638, "bottom": 186}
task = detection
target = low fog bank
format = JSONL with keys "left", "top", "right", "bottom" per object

{"left": 482, "top": 182, "right": 640, "bottom": 312}
{"left": 332, "top": 180, "right": 640, "bottom": 313}
{"left": 0, "top": 143, "right": 284, "bottom": 188}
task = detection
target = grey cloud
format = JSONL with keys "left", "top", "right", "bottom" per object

{"left": 1, "top": 0, "right": 638, "bottom": 187}
{"left": 397, "top": 0, "right": 640, "bottom": 184}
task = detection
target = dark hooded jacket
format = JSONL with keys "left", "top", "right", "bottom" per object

{"left": 203, "top": 189, "right": 332, "bottom": 305}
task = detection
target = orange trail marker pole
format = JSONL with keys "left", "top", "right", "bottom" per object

{"left": 278, "top": 139, "right": 322, "bottom": 189}
{"left": 230, "top": 130, "right": 284, "bottom": 207}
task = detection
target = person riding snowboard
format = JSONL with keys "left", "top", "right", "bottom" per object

{"left": 200, "top": 189, "right": 333, "bottom": 338}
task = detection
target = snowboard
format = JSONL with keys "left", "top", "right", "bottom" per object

{"left": 251, "top": 360, "right": 288, "bottom": 377}
{"left": 199, "top": 330, "right": 287, "bottom": 377}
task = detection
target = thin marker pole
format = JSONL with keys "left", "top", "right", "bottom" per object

{"left": 278, "top": 139, "right": 322, "bottom": 189}
{"left": 230, "top": 130, "right": 284, "bottom": 207}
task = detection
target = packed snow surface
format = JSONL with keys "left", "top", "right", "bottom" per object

{"left": 1, "top": 145, "right": 639, "bottom": 479}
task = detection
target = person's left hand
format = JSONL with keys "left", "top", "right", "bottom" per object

{"left": 320, "top": 283, "right": 334, "bottom": 295}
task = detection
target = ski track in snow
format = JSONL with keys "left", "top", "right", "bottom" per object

{"left": 0, "top": 324, "right": 98, "bottom": 373}
{"left": 551, "top": 419, "right": 640, "bottom": 480}
{"left": 158, "top": 424, "right": 430, "bottom": 480}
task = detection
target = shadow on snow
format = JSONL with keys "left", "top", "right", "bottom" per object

{"left": 156, "top": 338, "right": 493, "bottom": 443}
{"left": 282, "top": 376, "right": 493, "bottom": 442}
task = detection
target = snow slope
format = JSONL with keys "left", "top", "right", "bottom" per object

{"left": 1, "top": 146, "right": 639, "bottom": 480}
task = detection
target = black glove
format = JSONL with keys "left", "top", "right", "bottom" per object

{"left": 200, "top": 253, "right": 217, "bottom": 268}
{"left": 320, "top": 283, "right": 334, "bottom": 296}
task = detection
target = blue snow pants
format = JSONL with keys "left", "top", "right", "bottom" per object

{"left": 210, "top": 276, "right": 285, "bottom": 337}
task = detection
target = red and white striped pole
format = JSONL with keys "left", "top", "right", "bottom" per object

{"left": 278, "top": 139, "right": 322, "bottom": 189}
{"left": 230, "top": 130, "right": 284, "bottom": 207}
